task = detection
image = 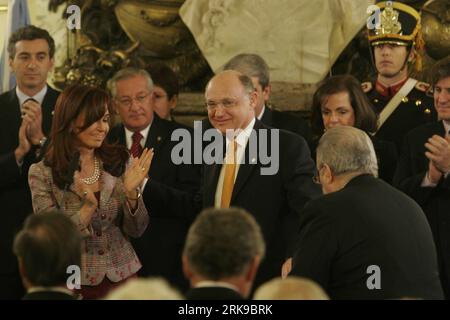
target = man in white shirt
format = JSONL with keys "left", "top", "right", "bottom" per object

{"left": 0, "top": 25, "right": 59, "bottom": 300}
{"left": 394, "top": 56, "right": 450, "bottom": 298}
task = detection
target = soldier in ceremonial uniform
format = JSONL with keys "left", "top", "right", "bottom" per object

{"left": 363, "top": 1, "right": 436, "bottom": 151}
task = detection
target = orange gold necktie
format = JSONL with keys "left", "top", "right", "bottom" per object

{"left": 220, "top": 139, "right": 237, "bottom": 208}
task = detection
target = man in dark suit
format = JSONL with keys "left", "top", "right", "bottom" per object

{"left": 223, "top": 53, "right": 312, "bottom": 143}
{"left": 107, "top": 68, "right": 200, "bottom": 292}
{"left": 14, "top": 211, "right": 80, "bottom": 300}
{"left": 150, "top": 70, "right": 320, "bottom": 290}
{"left": 288, "top": 126, "right": 443, "bottom": 299}
{"left": 0, "top": 25, "right": 59, "bottom": 299}
{"left": 362, "top": 1, "right": 436, "bottom": 151}
{"left": 183, "top": 207, "right": 265, "bottom": 300}
{"left": 394, "top": 56, "right": 450, "bottom": 298}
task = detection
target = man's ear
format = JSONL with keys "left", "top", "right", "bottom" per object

{"left": 9, "top": 57, "right": 15, "bottom": 73}
{"left": 17, "top": 257, "right": 31, "bottom": 290}
{"left": 249, "top": 90, "right": 258, "bottom": 110}
{"left": 262, "top": 85, "right": 271, "bottom": 103}
{"left": 169, "top": 95, "right": 178, "bottom": 110}
{"left": 245, "top": 256, "right": 261, "bottom": 283}
{"left": 322, "top": 164, "right": 334, "bottom": 185}
{"left": 49, "top": 57, "right": 55, "bottom": 70}
{"left": 182, "top": 255, "right": 193, "bottom": 280}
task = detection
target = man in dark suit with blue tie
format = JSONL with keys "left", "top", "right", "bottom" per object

{"left": 0, "top": 25, "right": 59, "bottom": 299}
{"left": 394, "top": 56, "right": 450, "bottom": 298}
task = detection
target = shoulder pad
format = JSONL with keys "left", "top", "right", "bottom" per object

{"left": 415, "top": 81, "right": 431, "bottom": 92}
{"left": 361, "top": 82, "right": 373, "bottom": 93}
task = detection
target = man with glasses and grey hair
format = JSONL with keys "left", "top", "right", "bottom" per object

{"left": 286, "top": 126, "right": 443, "bottom": 299}
{"left": 107, "top": 67, "right": 200, "bottom": 292}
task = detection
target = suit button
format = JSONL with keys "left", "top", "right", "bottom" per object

{"left": 98, "top": 250, "right": 104, "bottom": 255}
{"left": 96, "top": 231, "right": 102, "bottom": 237}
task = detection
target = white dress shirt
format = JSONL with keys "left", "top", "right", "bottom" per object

{"left": 214, "top": 118, "right": 256, "bottom": 207}
{"left": 16, "top": 85, "right": 47, "bottom": 110}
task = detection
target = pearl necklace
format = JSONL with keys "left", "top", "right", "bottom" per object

{"left": 80, "top": 157, "right": 101, "bottom": 185}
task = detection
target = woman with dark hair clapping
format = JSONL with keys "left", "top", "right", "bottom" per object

{"left": 29, "top": 84, "right": 153, "bottom": 299}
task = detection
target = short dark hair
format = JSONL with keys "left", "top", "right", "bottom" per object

{"left": 183, "top": 207, "right": 265, "bottom": 280}
{"left": 430, "top": 56, "right": 450, "bottom": 87}
{"left": 13, "top": 211, "right": 82, "bottom": 287}
{"left": 8, "top": 25, "right": 55, "bottom": 59}
{"left": 146, "top": 62, "right": 179, "bottom": 99}
{"left": 223, "top": 53, "right": 270, "bottom": 89}
{"left": 311, "top": 75, "right": 378, "bottom": 135}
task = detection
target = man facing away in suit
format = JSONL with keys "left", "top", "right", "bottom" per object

{"left": 13, "top": 210, "right": 81, "bottom": 300}
{"left": 182, "top": 207, "right": 265, "bottom": 300}
{"left": 394, "top": 56, "right": 450, "bottom": 298}
{"left": 287, "top": 126, "right": 443, "bottom": 299}
{"left": 0, "top": 25, "right": 59, "bottom": 299}
{"left": 107, "top": 68, "right": 200, "bottom": 292}
{"left": 222, "top": 53, "right": 312, "bottom": 144}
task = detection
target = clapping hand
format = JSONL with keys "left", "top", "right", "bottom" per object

{"left": 21, "top": 99, "right": 44, "bottom": 145}
{"left": 124, "top": 148, "right": 154, "bottom": 197}
{"left": 425, "top": 135, "right": 450, "bottom": 175}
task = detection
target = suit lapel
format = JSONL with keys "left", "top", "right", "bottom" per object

{"left": 203, "top": 162, "right": 222, "bottom": 207}
{"left": 260, "top": 107, "right": 273, "bottom": 127}
{"left": 41, "top": 86, "right": 59, "bottom": 134}
{"left": 145, "top": 115, "right": 166, "bottom": 154}
{"left": 100, "top": 170, "right": 117, "bottom": 206}
{"left": 230, "top": 120, "right": 262, "bottom": 203}
{"left": 5, "top": 89, "right": 21, "bottom": 142}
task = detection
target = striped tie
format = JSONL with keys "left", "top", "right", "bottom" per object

{"left": 130, "top": 132, "right": 143, "bottom": 158}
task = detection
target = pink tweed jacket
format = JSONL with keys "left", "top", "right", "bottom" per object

{"left": 28, "top": 160, "right": 149, "bottom": 286}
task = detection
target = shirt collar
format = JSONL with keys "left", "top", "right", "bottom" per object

{"left": 225, "top": 117, "right": 256, "bottom": 149}
{"left": 194, "top": 280, "right": 240, "bottom": 293}
{"left": 16, "top": 85, "right": 48, "bottom": 107}
{"left": 256, "top": 105, "right": 266, "bottom": 120}
{"left": 375, "top": 78, "right": 408, "bottom": 98}
{"left": 124, "top": 122, "right": 152, "bottom": 148}
{"left": 443, "top": 120, "right": 450, "bottom": 135}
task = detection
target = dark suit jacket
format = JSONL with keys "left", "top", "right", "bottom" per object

{"left": 108, "top": 114, "right": 201, "bottom": 291}
{"left": 291, "top": 174, "right": 443, "bottom": 300}
{"left": 22, "top": 290, "right": 77, "bottom": 300}
{"left": 149, "top": 119, "right": 321, "bottom": 289}
{"left": 185, "top": 286, "right": 244, "bottom": 300}
{"left": 366, "top": 79, "right": 436, "bottom": 151}
{"left": 393, "top": 121, "right": 450, "bottom": 298}
{"left": 260, "top": 107, "right": 312, "bottom": 144}
{"left": 0, "top": 85, "right": 59, "bottom": 300}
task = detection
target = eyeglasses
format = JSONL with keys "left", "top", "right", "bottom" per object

{"left": 206, "top": 98, "right": 239, "bottom": 110}
{"left": 116, "top": 93, "right": 150, "bottom": 108}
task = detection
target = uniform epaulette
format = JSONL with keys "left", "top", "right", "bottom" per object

{"left": 361, "top": 82, "right": 373, "bottom": 93}
{"left": 415, "top": 81, "right": 431, "bottom": 93}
